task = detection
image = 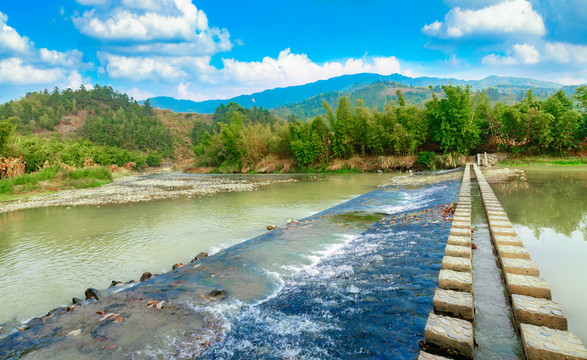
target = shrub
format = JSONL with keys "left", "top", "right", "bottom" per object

{"left": 417, "top": 151, "right": 436, "bottom": 169}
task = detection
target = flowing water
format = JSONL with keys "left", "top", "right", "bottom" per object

{"left": 471, "top": 182, "right": 522, "bottom": 359}
{"left": 0, "top": 173, "right": 389, "bottom": 327}
{"left": 491, "top": 166, "right": 587, "bottom": 343}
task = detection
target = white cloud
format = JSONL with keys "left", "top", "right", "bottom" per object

{"left": 177, "top": 82, "right": 208, "bottom": 101}
{"left": 126, "top": 87, "right": 154, "bottom": 101}
{"left": 39, "top": 49, "right": 85, "bottom": 68}
{"left": 0, "top": 58, "right": 64, "bottom": 84}
{"left": 482, "top": 43, "right": 539, "bottom": 65}
{"left": 219, "top": 49, "right": 401, "bottom": 91}
{"left": 423, "top": 0, "right": 545, "bottom": 39}
{"left": 100, "top": 53, "right": 191, "bottom": 81}
{"left": 74, "top": 0, "right": 211, "bottom": 42}
{"left": 0, "top": 11, "right": 32, "bottom": 55}
{"left": 543, "top": 42, "right": 587, "bottom": 64}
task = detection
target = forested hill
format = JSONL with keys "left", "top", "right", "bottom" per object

{"left": 0, "top": 86, "right": 189, "bottom": 172}
{"left": 146, "top": 73, "right": 575, "bottom": 114}
{"left": 272, "top": 80, "right": 580, "bottom": 121}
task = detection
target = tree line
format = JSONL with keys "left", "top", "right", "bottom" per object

{"left": 192, "top": 85, "right": 587, "bottom": 171}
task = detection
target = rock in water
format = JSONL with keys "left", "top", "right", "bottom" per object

{"left": 85, "top": 288, "right": 101, "bottom": 300}
{"left": 286, "top": 218, "right": 294, "bottom": 225}
{"left": 267, "top": 225, "right": 276, "bottom": 230}
{"left": 209, "top": 289, "right": 227, "bottom": 300}
{"left": 110, "top": 280, "right": 122, "bottom": 287}
{"left": 140, "top": 272, "right": 152, "bottom": 282}
{"left": 191, "top": 252, "right": 208, "bottom": 263}
{"left": 72, "top": 297, "right": 84, "bottom": 305}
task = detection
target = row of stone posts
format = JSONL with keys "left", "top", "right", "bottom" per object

{"left": 420, "top": 164, "right": 476, "bottom": 359}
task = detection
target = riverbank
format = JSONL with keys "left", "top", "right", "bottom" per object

{"left": 0, "top": 173, "right": 294, "bottom": 214}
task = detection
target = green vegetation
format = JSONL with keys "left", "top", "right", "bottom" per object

{"left": 0, "top": 165, "right": 112, "bottom": 200}
{"left": 192, "top": 85, "right": 586, "bottom": 173}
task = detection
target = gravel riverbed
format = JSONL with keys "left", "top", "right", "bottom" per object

{"left": 0, "top": 174, "right": 293, "bottom": 214}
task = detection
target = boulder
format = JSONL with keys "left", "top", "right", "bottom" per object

{"left": 72, "top": 297, "right": 84, "bottom": 305}
{"left": 286, "top": 218, "right": 294, "bottom": 225}
{"left": 209, "top": 289, "right": 227, "bottom": 300}
{"left": 191, "top": 252, "right": 208, "bottom": 263}
{"left": 85, "top": 288, "right": 102, "bottom": 300}
{"left": 267, "top": 225, "right": 276, "bottom": 230}
{"left": 110, "top": 280, "right": 122, "bottom": 287}
{"left": 46, "top": 307, "right": 69, "bottom": 317}
{"left": 140, "top": 272, "right": 152, "bottom": 282}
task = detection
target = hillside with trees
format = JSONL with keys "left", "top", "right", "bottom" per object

{"left": 190, "top": 85, "right": 587, "bottom": 173}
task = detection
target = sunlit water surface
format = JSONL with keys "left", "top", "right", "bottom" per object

{"left": 0, "top": 173, "right": 389, "bottom": 326}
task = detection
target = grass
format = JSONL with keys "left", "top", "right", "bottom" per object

{"left": 499, "top": 156, "right": 586, "bottom": 166}
{"left": 0, "top": 166, "right": 113, "bottom": 199}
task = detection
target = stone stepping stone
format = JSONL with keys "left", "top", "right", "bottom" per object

{"left": 424, "top": 313, "right": 474, "bottom": 359}
{"left": 502, "top": 258, "right": 540, "bottom": 276}
{"left": 521, "top": 323, "right": 587, "bottom": 360}
{"left": 506, "top": 274, "right": 551, "bottom": 299}
{"left": 497, "top": 244, "right": 530, "bottom": 259}
{"left": 493, "top": 234, "right": 523, "bottom": 247}
{"left": 442, "top": 256, "right": 472, "bottom": 272}
{"left": 452, "top": 215, "right": 471, "bottom": 223}
{"left": 439, "top": 270, "right": 473, "bottom": 293}
{"left": 447, "top": 235, "right": 471, "bottom": 246}
{"left": 433, "top": 289, "right": 474, "bottom": 321}
{"left": 487, "top": 214, "right": 509, "bottom": 221}
{"left": 491, "top": 226, "right": 518, "bottom": 237}
{"left": 488, "top": 219, "right": 513, "bottom": 228}
{"left": 449, "top": 227, "right": 471, "bottom": 237}
{"left": 418, "top": 351, "right": 453, "bottom": 360}
{"left": 452, "top": 220, "right": 471, "bottom": 229}
{"left": 512, "top": 294, "right": 568, "bottom": 330}
{"left": 445, "top": 245, "right": 472, "bottom": 259}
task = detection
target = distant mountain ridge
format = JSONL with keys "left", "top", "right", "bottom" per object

{"left": 146, "top": 73, "right": 574, "bottom": 114}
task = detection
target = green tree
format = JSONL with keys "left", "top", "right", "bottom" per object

{"left": 426, "top": 85, "right": 480, "bottom": 154}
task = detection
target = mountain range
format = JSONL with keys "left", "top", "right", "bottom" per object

{"left": 145, "top": 73, "right": 578, "bottom": 115}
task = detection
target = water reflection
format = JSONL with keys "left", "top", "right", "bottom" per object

{"left": 493, "top": 168, "right": 587, "bottom": 238}
{"left": 492, "top": 166, "right": 587, "bottom": 343}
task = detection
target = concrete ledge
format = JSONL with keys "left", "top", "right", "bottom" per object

{"left": 447, "top": 235, "right": 471, "bottom": 246}
{"left": 445, "top": 245, "right": 472, "bottom": 259}
{"left": 452, "top": 221, "right": 471, "bottom": 229}
{"left": 521, "top": 323, "right": 587, "bottom": 360}
{"left": 502, "top": 258, "right": 540, "bottom": 276}
{"left": 449, "top": 227, "right": 471, "bottom": 237}
{"left": 512, "top": 294, "right": 568, "bottom": 330}
{"left": 424, "top": 313, "right": 474, "bottom": 359}
{"left": 506, "top": 274, "right": 551, "bottom": 299}
{"left": 418, "top": 351, "right": 453, "bottom": 360}
{"left": 452, "top": 216, "right": 471, "bottom": 223}
{"left": 493, "top": 234, "right": 523, "bottom": 247}
{"left": 497, "top": 244, "right": 531, "bottom": 259}
{"left": 491, "top": 227, "right": 518, "bottom": 237}
{"left": 488, "top": 220, "right": 513, "bottom": 228}
{"left": 442, "top": 256, "right": 472, "bottom": 272}
{"left": 433, "top": 289, "right": 474, "bottom": 321}
{"left": 439, "top": 270, "right": 473, "bottom": 293}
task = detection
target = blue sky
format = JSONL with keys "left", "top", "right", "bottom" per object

{"left": 1, "top": 0, "right": 586, "bottom": 103}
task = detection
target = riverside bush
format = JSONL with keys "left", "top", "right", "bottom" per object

{"left": 417, "top": 151, "right": 436, "bottom": 169}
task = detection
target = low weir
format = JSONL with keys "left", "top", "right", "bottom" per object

{"left": 419, "top": 164, "right": 587, "bottom": 360}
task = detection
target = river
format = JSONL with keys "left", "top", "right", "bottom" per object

{"left": 0, "top": 173, "right": 389, "bottom": 328}
{"left": 0, "top": 167, "right": 585, "bottom": 358}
